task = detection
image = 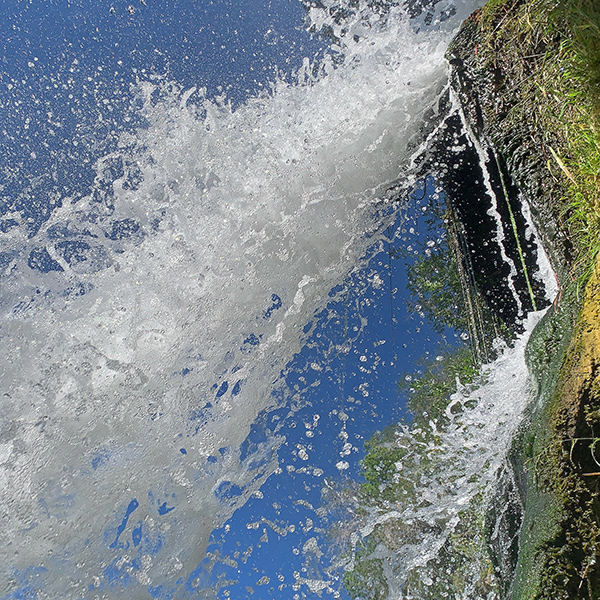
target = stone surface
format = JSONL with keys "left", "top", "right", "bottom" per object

{"left": 448, "top": 1, "right": 600, "bottom": 597}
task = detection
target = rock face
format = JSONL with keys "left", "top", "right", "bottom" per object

{"left": 447, "top": 2, "right": 600, "bottom": 598}
{"left": 423, "top": 102, "right": 548, "bottom": 360}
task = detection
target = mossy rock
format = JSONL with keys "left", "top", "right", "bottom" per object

{"left": 447, "top": 0, "right": 600, "bottom": 597}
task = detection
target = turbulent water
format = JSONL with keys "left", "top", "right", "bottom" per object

{"left": 333, "top": 311, "right": 552, "bottom": 599}
{"left": 0, "top": 1, "right": 555, "bottom": 598}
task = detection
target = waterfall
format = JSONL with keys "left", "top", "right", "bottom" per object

{"left": 0, "top": 1, "right": 558, "bottom": 598}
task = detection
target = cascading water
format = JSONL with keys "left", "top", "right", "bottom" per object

{"left": 0, "top": 0, "right": 557, "bottom": 598}
{"left": 332, "top": 315, "right": 552, "bottom": 600}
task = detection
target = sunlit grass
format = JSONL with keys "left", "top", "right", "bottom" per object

{"left": 548, "top": 0, "right": 600, "bottom": 279}
{"left": 477, "top": 0, "right": 600, "bottom": 283}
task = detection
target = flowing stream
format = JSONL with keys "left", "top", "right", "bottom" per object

{"left": 0, "top": 1, "right": 556, "bottom": 598}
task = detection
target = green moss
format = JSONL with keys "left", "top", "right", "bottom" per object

{"left": 507, "top": 267, "right": 600, "bottom": 599}
{"left": 510, "top": 287, "right": 578, "bottom": 599}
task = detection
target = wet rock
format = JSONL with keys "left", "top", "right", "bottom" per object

{"left": 448, "top": 2, "right": 600, "bottom": 598}
{"left": 446, "top": 6, "right": 574, "bottom": 287}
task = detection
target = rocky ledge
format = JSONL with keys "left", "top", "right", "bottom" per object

{"left": 447, "top": 1, "right": 600, "bottom": 598}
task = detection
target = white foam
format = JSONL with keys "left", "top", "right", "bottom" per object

{"left": 0, "top": 1, "right": 482, "bottom": 596}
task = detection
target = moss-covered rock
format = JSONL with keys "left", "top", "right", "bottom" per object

{"left": 447, "top": 1, "right": 600, "bottom": 597}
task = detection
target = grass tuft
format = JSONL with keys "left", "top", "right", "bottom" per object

{"left": 477, "top": 0, "right": 600, "bottom": 286}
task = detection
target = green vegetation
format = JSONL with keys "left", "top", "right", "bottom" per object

{"left": 342, "top": 298, "right": 492, "bottom": 599}
{"left": 476, "top": 0, "right": 600, "bottom": 281}
{"left": 360, "top": 431, "right": 407, "bottom": 501}
{"left": 401, "top": 344, "right": 480, "bottom": 424}
{"left": 404, "top": 245, "right": 466, "bottom": 334}
{"left": 343, "top": 538, "right": 389, "bottom": 600}
{"left": 511, "top": 278, "right": 600, "bottom": 600}
{"left": 343, "top": 409, "right": 500, "bottom": 600}
{"left": 399, "top": 192, "right": 469, "bottom": 335}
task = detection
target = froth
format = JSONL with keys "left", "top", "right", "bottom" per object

{"left": 1, "top": 6, "right": 462, "bottom": 596}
